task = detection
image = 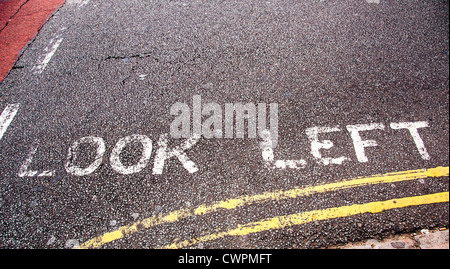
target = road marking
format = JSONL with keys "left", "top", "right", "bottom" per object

{"left": 260, "top": 129, "right": 306, "bottom": 169}
{"left": 64, "top": 136, "right": 105, "bottom": 176}
{"left": 18, "top": 141, "right": 55, "bottom": 177}
{"left": 66, "top": 0, "right": 90, "bottom": 7}
{"left": 346, "top": 123, "right": 385, "bottom": 163}
{"left": 152, "top": 133, "right": 199, "bottom": 175}
{"left": 390, "top": 121, "right": 430, "bottom": 160}
{"left": 13, "top": 119, "right": 434, "bottom": 178}
{"left": 305, "top": 126, "right": 349, "bottom": 165}
{"left": 110, "top": 134, "right": 153, "bottom": 175}
{"left": 77, "top": 166, "right": 449, "bottom": 249}
{"left": 163, "top": 192, "right": 449, "bottom": 249}
{"left": 31, "top": 34, "right": 63, "bottom": 74}
{"left": 78, "top": 0, "right": 90, "bottom": 7}
{"left": 0, "top": 103, "right": 20, "bottom": 141}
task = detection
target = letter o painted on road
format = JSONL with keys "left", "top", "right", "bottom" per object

{"left": 65, "top": 136, "right": 106, "bottom": 176}
{"left": 110, "top": 134, "right": 153, "bottom": 175}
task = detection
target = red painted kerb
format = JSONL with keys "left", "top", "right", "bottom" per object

{"left": 0, "top": 0, "right": 65, "bottom": 83}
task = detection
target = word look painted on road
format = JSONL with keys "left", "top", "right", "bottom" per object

{"left": 0, "top": 102, "right": 432, "bottom": 178}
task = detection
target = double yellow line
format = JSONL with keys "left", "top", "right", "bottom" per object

{"left": 77, "top": 166, "right": 449, "bottom": 249}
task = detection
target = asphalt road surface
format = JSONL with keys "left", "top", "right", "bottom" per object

{"left": 0, "top": 0, "right": 448, "bottom": 250}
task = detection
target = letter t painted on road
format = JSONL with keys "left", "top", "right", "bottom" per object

{"left": 390, "top": 121, "right": 430, "bottom": 160}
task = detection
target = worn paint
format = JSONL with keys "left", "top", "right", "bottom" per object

{"left": 77, "top": 166, "right": 449, "bottom": 249}
{"left": 162, "top": 192, "right": 449, "bottom": 249}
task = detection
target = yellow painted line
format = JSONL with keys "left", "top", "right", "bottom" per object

{"left": 162, "top": 191, "right": 449, "bottom": 249}
{"left": 77, "top": 166, "right": 449, "bottom": 249}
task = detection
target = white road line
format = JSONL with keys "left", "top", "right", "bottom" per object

{"left": 32, "top": 37, "right": 63, "bottom": 74}
{"left": 0, "top": 103, "right": 20, "bottom": 141}
{"left": 65, "top": 0, "right": 90, "bottom": 8}
{"left": 79, "top": 0, "right": 91, "bottom": 7}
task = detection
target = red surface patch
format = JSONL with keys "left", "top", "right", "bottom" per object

{"left": 0, "top": 0, "right": 65, "bottom": 82}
